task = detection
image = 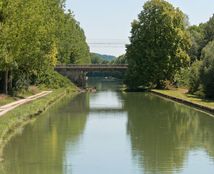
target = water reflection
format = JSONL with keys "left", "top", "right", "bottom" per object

{"left": 122, "top": 92, "right": 214, "bottom": 173}
{"left": 1, "top": 79, "right": 214, "bottom": 174}
{"left": 1, "top": 94, "right": 89, "bottom": 174}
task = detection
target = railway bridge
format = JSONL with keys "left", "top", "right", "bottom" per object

{"left": 55, "top": 64, "right": 128, "bottom": 86}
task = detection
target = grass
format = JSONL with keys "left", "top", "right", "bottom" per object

{"left": 0, "top": 96, "right": 16, "bottom": 107}
{"left": 0, "top": 86, "right": 43, "bottom": 107}
{"left": 0, "top": 86, "right": 78, "bottom": 158}
{"left": 152, "top": 88, "right": 214, "bottom": 109}
{"left": 16, "top": 86, "right": 42, "bottom": 98}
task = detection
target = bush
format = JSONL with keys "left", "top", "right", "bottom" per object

{"left": 200, "top": 41, "right": 214, "bottom": 98}
{"left": 36, "top": 70, "right": 74, "bottom": 89}
{"left": 188, "top": 61, "right": 202, "bottom": 94}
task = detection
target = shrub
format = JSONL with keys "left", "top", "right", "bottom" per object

{"left": 36, "top": 70, "right": 74, "bottom": 89}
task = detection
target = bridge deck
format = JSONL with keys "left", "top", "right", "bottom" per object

{"left": 55, "top": 64, "right": 128, "bottom": 71}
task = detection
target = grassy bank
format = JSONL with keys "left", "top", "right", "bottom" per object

{"left": 0, "top": 86, "right": 43, "bottom": 107}
{"left": 152, "top": 89, "right": 214, "bottom": 114}
{"left": 0, "top": 96, "right": 15, "bottom": 107}
{"left": 0, "top": 86, "right": 78, "bottom": 159}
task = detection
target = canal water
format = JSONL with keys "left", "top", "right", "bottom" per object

{"left": 1, "top": 78, "right": 214, "bottom": 174}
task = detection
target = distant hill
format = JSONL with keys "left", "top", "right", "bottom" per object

{"left": 90, "top": 53, "right": 116, "bottom": 63}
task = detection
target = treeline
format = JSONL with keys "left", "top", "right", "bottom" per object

{"left": 90, "top": 53, "right": 111, "bottom": 64}
{"left": 90, "top": 53, "right": 127, "bottom": 65}
{"left": 187, "top": 17, "right": 214, "bottom": 98}
{"left": 0, "top": 0, "right": 90, "bottom": 94}
{"left": 111, "top": 55, "right": 127, "bottom": 65}
{"left": 125, "top": 0, "right": 214, "bottom": 99}
{"left": 90, "top": 53, "right": 117, "bottom": 64}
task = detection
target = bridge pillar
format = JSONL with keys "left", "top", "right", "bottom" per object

{"left": 55, "top": 68, "right": 87, "bottom": 87}
{"left": 78, "top": 71, "right": 87, "bottom": 87}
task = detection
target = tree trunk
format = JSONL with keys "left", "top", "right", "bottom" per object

{"left": 3, "top": 70, "right": 8, "bottom": 94}
{"left": 9, "top": 71, "right": 13, "bottom": 94}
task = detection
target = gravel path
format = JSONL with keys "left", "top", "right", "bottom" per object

{"left": 0, "top": 91, "right": 52, "bottom": 117}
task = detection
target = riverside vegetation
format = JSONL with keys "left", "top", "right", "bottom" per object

{"left": 124, "top": 0, "right": 214, "bottom": 104}
{"left": 0, "top": 0, "right": 90, "bottom": 95}
{"left": 0, "top": 0, "right": 213, "bottom": 169}
{"left": 0, "top": 0, "right": 89, "bottom": 155}
{"left": 0, "top": 86, "right": 77, "bottom": 159}
{"left": 0, "top": 0, "right": 214, "bottom": 116}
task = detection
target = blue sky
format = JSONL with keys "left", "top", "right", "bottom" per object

{"left": 66, "top": 0, "right": 214, "bottom": 56}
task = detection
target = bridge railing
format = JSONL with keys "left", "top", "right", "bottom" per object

{"left": 55, "top": 64, "right": 128, "bottom": 69}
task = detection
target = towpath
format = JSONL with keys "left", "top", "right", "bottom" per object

{"left": 0, "top": 91, "right": 52, "bottom": 117}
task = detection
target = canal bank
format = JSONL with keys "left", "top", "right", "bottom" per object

{"left": 0, "top": 86, "right": 79, "bottom": 160}
{"left": 151, "top": 89, "right": 214, "bottom": 115}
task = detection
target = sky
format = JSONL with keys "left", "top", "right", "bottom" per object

{"left": 66, "top": 0, "right": 214, "bottom": 57}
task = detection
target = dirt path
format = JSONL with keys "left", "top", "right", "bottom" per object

{"left": 0, "top": 91, "right": 52, "bottom": 117}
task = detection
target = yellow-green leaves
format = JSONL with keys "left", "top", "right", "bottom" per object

{"left": 0, "top": 0, "right": 90, "bottom": 93}
{"left": 126, "top": 0, "right": 191, "bottom": 89}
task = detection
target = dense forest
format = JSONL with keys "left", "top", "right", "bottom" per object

{"left": 125, "top": 0, "right": 214, "bottom": 99}
{"left": 0, "top": 0, "right": 90, "bottom": 94}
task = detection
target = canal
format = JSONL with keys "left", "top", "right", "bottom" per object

{"left": 1, "top": 78, "right": 214, "bottom": 174}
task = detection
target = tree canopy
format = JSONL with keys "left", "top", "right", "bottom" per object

{"left": 187, "top": 15, "right": 214, "bottom": 98}
{"left": 199, "top": 41, "right": 214, "bottom": 98}
{"left": 111, "top": 55, "right": 127, "bottom": 65}
{"left": 0, "top": 0, "right": 90, "bottom": 94}
{"left": 125, "top": 0, "right": 191, "bottom": 89}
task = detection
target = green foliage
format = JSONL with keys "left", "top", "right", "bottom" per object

{"left": 36, "top": 71, "right": 74, "bottom": 89}
{"left": 200, "top": 41, "right": 214, "bottom": 98}
{"left": 126, "top": 0, "right": 191, "bottom": 89}
{"left": 90, "top": 53, "right": 115, "bottom": 64}
{"left": 188, "top": 24, "right": 206, "bottom": 63}
{"left": 204, "top": 14, "right": 214, "bottom": 44}
{"left": 174, "top": 68, "right": 190, "bottom": 87}
{"left": 0, "top": 0, "right": 90, "bottom": 93}
{"left": 111, "top": 55, "right": 127, "bottom": 64}
{"left": 187, "top": 15, "right": 214, "bottom": 99}
{"left": 57, "top": 11, "right": 91, "bottom": 64}
{"left": 90, "top": 53, "right": 106, "bottom": 64}
{"left": 94, "top": 53, "right": 116, "bottom": 62}
{"left": 188, "top": 61, "right": 202, "bottom": 94}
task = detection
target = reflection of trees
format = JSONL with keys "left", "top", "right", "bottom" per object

{"left": 1, "top": 94, "right": 89, "bottom": 174}
{"left": 86, "top": 77, "right": 122, "bottom": 91}
{"left": 122, "top": 92, "right": 214, "bottom": 173}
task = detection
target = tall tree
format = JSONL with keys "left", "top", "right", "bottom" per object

{"left": 200, "top": 41, "right": 214, "bottom": 98}
{"left": 188, "top": 24, "right": 206, "bottom": 63}
{"left": 0, "top": 0, "right": 90, "bottom": 94}
{"left": 204, "top": 14, "right": 214, "bottom": 44}
{"left": 125, "top": 0, "right": 191, "bottom": 89}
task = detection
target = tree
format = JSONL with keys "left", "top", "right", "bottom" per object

{"left": 200, "top": 41, "right": 214, "bottom": 98}
{"left": 56, "top": 11, "right": 91, "bottom": 65}
{"left": 188, "top": 61, "right": 202, "bottom": 94}
{"left": 204, "top": 14, "right": 214, "bottom": 44}
{"left": 188, "top": 24, "right": 205, "bottom": 63}
{"left": 125, "top": 0, "right": 191, "bottom": 89}
{"left": 111, "top": 54, "right": 127, "bottom": 64}
{"left": 0, "top": 0, "right": 90, "bottom": 94}
{"left": 90, "top": 53, "right": 103, "bottom": 64}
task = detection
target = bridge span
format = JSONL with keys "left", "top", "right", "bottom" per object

{"left": 55, "top": 64, "right": 128, "bottom": 86}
